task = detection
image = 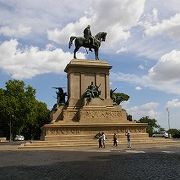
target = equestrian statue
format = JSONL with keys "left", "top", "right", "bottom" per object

{"left": 69, "top": 25, "right": 107, "bottom": 60}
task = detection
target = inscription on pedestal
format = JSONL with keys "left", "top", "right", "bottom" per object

{"left": 47, "top": 128, "right": 80, "bottom": 135}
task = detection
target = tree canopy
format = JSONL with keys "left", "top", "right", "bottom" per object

{"left": 137, "top": 116, "right": 160, "bottom": 136}
{"left": 168, "top": 129, "right": 180, "bottom": 138}
{"left": 110, "top": 90, "right": 130, "bottom": 105}
{"left": 0, "top": 80, "right": 50, "bottom": 140}
{"left": 114, "top": 92, "right": 129, "bottom": 104}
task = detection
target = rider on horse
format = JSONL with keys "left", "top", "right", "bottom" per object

{"left": 69, "top": 25, "right": 107, "bottom": 60}
{"left": 83, "top": 25, "right": 94, "bottom": 52}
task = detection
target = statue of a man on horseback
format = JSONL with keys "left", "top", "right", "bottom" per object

{"left": 69, "top": 25, "right": 107, "bottom": 60}
{"left": 83, "top": 25, "right": 93, "bottom": 52}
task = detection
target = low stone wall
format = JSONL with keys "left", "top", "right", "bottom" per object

{"left": 41, "top": 123, "right": 148, "bottom": 141}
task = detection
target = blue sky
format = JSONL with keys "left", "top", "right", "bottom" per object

{"left": 0, "top": 0, "right": 180, "bottom": 129}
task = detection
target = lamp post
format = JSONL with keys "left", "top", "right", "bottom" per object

{"left": 9, "top": 114, "right": 14, "bottom": 142}
{"left": 166, "top": 108, "right": 171, "bottom": 138}
{"left": 166, "top": 108, "right": 170, "bottom": 130}
{"left": 9, "top": 116, "right": 12, "bottom": 142}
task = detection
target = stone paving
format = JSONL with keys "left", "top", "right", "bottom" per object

{"left": 0, "top": 142, "right": 180, "bottom": 180}
{"left": 1, "top": 140, "right": 180, "bottom": 152}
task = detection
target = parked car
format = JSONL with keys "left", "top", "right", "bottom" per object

{"left": 152, "top": 131, "right": 168, "bottom": 138}
{"left": 14, "top": 135, "right": 24, "bottom": 141}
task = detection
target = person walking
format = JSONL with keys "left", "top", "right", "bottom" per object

{"left": 125, "top": 130, "right": 131, "bottom": 148}
{"left": 98, "top": 132, "right": 102, "bottom": 148}
{"left": 102, "top": 132, "right": 106, "bottom": 148}
{"left": 113, "top": 133, "right": 118, "bottom": 147}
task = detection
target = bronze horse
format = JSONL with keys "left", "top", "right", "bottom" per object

{"left": 68, "top": 32, "right": 107, "bottom": 60}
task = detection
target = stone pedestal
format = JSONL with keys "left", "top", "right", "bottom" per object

{"left": 64, "top": 59, "right": 112, "bottom": 107}
{"left": 41, "top": 59, "right": 148, "bottom": 141}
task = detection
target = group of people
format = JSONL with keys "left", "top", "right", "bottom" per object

{"left": 97, "top": 130, "right": 131, "bottom": 149}
{"left": 97, "top": 132, "right": 106, "bottom": 148}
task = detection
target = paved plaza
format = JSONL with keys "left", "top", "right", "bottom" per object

{"left": 0, "top": 144, "right": 180, "bottom": 180}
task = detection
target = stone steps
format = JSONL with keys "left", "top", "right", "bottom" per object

{"left": 29, "top": 138, "right": 172, "bottom": 144}
{"left": 19, "top": 138, "right": 179, "bottom": 149}
{"left": 43, "top": 133, "right": 149, "bottom": 141}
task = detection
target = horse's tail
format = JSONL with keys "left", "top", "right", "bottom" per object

{"left": 69, "top": 36, "right": 76, "bottom": 49}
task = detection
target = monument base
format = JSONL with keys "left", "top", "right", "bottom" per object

{"left": 40, "top": 59, "right": 149, "bottom": 144}
{"left": 41, "top": 122, "right": 148, "bottom": 141}
{"left": 50, "top": 98, "right": 128, "bottom": 123}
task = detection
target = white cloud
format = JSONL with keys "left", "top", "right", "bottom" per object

{"left": 164, "top": 98, "right": 180, "bottom": 129}
{"left": 128, "top": 37, "right": 169, "bottom": 60}
{"left": 149, "top": 0, "right": 180, "bottom": 16}
{"left": 148, "top": 50, "right": 180, "bottom": 81}
{"left": 152, "top": 8, "right": 158, "bottom": 22}
{"left": 139, "top": 8, "right": 159, "bottom": 28}
{"left": 145, "top": 13, "right": 180, "bottom": 40}
{"left": 135, "top": 86, "right": 142, "bottom": 90}
{"left": 1, "top": 0, "right": 180, "bottom": 61}
{"left": 111, "top": 48, "right": 180, "bottom": 96}
{"left": 116, "top": 47, "right": 127, "bottom": 54}
{"left": 111, "top": 62, "right": 180, "bottom": 95}
{"left": 0, "top": 39, "right": 85, "bottom": 79}
{"left": 122, "top": 98, "right": 179, "bottom": 130}
{"left": 45, "top": 43, "right": 56, "bottom": 51}
{"left": 166, "top": 99, "right": 180, "bottom": 108}
{"left": 92, "top": 0, "right": 145, "bottom": 28}
{"left": 126, "top": 102, "right": 159, "bottom": 120}
{"left": 47, "top": 0, "right": 146, "bottom": 51}
{"left": 111, "top": 72, "right": 147, "bottom": 86}
{"left": 0, "top": 24, "right": 31, "bottom": 37}
{"left": 0, "top": 1, "right": 92, "bottom": 35}
{"left": 138, "top": 65, "right": 144, "bottom": 70}
{"left": 47, "top": 16, "right": 92, "bottom": 44}
{"left": 128, "top": 1, "right": 180, "bottom": 60}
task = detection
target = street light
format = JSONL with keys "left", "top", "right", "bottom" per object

{"left": 166, "top": 108, "right": 170, "bottom": 130}
{"left": 166, "top": 108, "right": 171, "bottom": 138}
{"left": 9, "top": 116, "right": 12, "bottom": 142}
{"left": 9, "top": 114, "right": 14, "bottom": 142}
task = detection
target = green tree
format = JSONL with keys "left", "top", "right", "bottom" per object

{"left": 115, "top": 92, "right": 129, "bottom": 104}
{"left": 137, "top": 116, "right": 160, "bottom": 136}
{"left": 0, "top": 80, "right": 50, "bottom": 140}
{"left": 168, "top": 129, "right": 180, "bottom": 138}
{"left": 0, "top": 89, "right": 9, "bottom": 136}
{"left": 159, "top": 127, "right": 165, "bottom": 132}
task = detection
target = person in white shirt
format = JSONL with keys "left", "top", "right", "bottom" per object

{"left": 102, "top": 132, "right": 106, "bottom": 148}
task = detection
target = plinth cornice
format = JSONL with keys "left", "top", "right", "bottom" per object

{"left": 64, "top": 59, "right": 112, "bottom": 72}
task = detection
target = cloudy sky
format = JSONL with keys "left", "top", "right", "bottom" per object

{"left": 0, "top": 0, "right": 180, "bottom": 129}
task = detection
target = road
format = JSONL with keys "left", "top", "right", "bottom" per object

{"left": 0, "top": 146, "right": 180, "bottom": 180}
